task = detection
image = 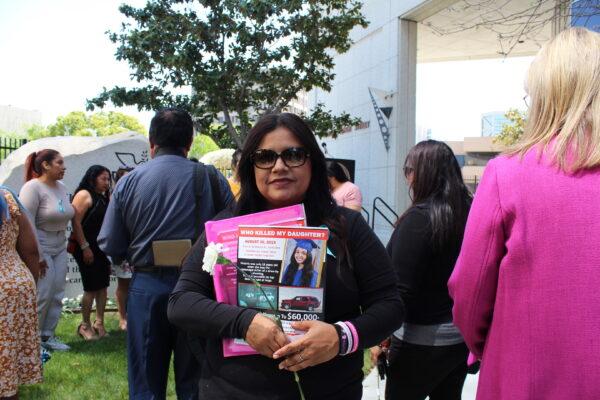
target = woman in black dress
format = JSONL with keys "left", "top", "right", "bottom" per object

{"left": 71, "top": 165, "right": 112, "bottom": 340}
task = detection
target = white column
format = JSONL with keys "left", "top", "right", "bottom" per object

{"left": 394, "top": 18, "right": 417, "bottom": 214}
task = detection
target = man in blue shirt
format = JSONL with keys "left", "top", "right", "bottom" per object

{"left": 99, "top": 108, "right": 233, "bottom": 399}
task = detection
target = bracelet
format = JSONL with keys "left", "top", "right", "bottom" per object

{"left": 80, "top": 242, "right": 90, "bottom": 250}
{"left": 345, "top": 321, "right": 359, "bottom": 353}
{"left": 333, "top": 323, "right": 348, "bottom": 355}
{"left": 334, "top": 322, "right": 354, "bottom": 356}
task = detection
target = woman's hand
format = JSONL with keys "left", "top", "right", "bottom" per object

{"left": 39, "top": 260, "right": 48, "bottom": 278}
{"left": 245, "top": 314, "right": 289, "bottom": 358}
{"left": 370, "top": 346, "right": 382, "bottom": 365}
{"left": 83, "top": 248, "right": 94, "bottom": 265}
{"left": 273, "top": 321, "right": 339, "bottom": 372}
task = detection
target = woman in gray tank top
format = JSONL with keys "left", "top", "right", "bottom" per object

{"left": 20, "top": 149, "right": 75, "bottom": 352}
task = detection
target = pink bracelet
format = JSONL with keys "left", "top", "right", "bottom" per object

{"left": 345, "top": 321, "right": 359, "bottom": 353}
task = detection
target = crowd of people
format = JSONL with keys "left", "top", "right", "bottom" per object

{"left": 0, "top": 26, "right": 598, "bottom": 400}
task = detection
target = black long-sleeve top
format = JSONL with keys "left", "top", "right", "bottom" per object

{"left": 168, "top": 206, "right": 404, "bottom": 400}
{"left": 386, "top": 204, "right": 462, "bottom": 325}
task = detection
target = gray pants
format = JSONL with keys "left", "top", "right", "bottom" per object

{"left": 37, "top": 230, "right": 68, "bottom": 338}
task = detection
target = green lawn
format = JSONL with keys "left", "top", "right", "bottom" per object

{"left": 20, "top": 312, "right": 176, "bottom": 400}
{"left": 20, "top": 312, "right": 373, "bottom": 399}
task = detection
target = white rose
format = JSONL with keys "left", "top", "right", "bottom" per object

{"left": 202, "top": 242, "right": 221, "bottom": 275}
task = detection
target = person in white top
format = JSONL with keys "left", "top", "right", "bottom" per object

{"left": 20, "top": 149, "right": 75, "bottom": 352}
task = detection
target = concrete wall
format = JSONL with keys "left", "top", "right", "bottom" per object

{"left": 309, "top": 0, "right": 422, "bottom": 243}
{"left": 0, "top": 132, "right": 150, "bottom": 299}
{"left": 0, "top": 105, "right": 42, "bottom": 134}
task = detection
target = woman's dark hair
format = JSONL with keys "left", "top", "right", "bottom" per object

{"left": 74, "top": 165, "right": 111, "bottom": 199}
{"left": 231, "top": 149, "right": 242, "bottom": 170}
{"left": 115, "top": 167, "right": 134, "bottom": 183}
{"left": 237, "top": 113, "right": 336, "bottom": 225}
{"left": 24, "top": 149, "right": 60, "bottom": 181}
{"left": 326, "top": 161, "right": 349, "bottom": 183}
{"left": 401, "top": 140, "right": 472, "bottom": 250}
{"left": 281, "top": 247, "right": 315, "bottom": 287}
{"left": 236, "top": 113, "right": 350, "bottom": 269}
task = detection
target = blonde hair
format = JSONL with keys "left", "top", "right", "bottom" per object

{"left": 511, "top": 27, "right": 600, "bottom": 172}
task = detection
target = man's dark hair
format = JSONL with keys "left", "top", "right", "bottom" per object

{"left": 149, "top": 108, "right": 194, "bottom": 148}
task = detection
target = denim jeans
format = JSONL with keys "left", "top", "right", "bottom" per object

{"left": 127, "top": 270, "right": 200, "bottom": 400}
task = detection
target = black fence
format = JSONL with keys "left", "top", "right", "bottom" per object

{"left": 0, "top": 137, "right": 27, "bottom": 164}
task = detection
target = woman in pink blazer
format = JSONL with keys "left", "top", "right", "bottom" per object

{"left": 449, "top": 27, "right": 600, "bottom": 400}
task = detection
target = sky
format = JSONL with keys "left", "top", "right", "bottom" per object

{"left": 0, "top": 0, "right": 153, "bottom": 127}
{"left": 0, "top": 0, "right": 531, "bottom": 140}
{"left": 416, "top": 56, "right": 532, "bottom": 141}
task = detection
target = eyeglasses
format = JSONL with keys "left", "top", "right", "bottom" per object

{"left": 403, "top": 166, "right": 414, "bottom": 178}
{"left": 252, "top": 147, "right": 310, "bottom": 169}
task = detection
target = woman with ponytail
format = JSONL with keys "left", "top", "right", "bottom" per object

{"left": 20, "top": 149, "right": 74, "bottom": 352}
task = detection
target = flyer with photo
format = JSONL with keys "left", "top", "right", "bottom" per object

{"left": 204, "top": 204, "right": 306, "bottom": 357}
{"left": 237, "top": 225, "right": 329, "bottom": 341}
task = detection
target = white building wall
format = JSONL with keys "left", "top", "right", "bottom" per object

{"left": 310, "top": 0, "right": 422, "bottom": 242}
{"left": 0, "top": 105, "right": 42, "bottom": 134}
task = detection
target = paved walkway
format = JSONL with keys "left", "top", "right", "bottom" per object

{"left": 362, "top": 368, "right": 479, "bottom": 399}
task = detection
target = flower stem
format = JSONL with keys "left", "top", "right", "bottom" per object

{"left": 294, "top": 371, "right": 306, "bottom": 400}
{"left": 227, "top": 261, "right": 306, "bottom": 400}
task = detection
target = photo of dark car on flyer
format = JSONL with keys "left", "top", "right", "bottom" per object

{"left": 279, "top": 287, "right": 324, "bottom": 313}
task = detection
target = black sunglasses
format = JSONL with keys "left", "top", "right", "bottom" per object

{"left": 252, "top": 147, "right": 310, "bottom": 169}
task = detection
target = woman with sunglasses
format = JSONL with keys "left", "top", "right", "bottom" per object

{"left": 169, "top": 113, "right": 404, "bottom": 400}
{"left": 378, "top": 140, "right": 472, "bottom": 399}
{"left": 20, "top": 149, "right": 74, "bottom": 352}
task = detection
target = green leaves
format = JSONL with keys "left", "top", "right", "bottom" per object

{"left": 303, "top": 103, "right": 361, "bottom": 139}
{"left": 495, "top": 108, "right": 526, "bottom": 146}
{"left": 88, "top": 0, "right": 367, "bottom": 146}
{"left": 26, "top": 111, "right": 146, "bottom": 139}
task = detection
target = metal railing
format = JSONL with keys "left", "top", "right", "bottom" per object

{"left": 371, "top": 196, "right": 398, "bottom": 230}
{"left": 361, "top": 206, "right": 370, "bottom": 225}
{"left": 0, "top": 137, "right": 27, "bottom": 164}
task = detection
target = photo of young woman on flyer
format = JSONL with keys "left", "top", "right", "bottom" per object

{"left": 281, "top": 239, "right": 319, "bottom": 288}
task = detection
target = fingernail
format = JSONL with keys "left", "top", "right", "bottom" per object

{"left": 273, "top": 353, "right": 279, "bottom": 359}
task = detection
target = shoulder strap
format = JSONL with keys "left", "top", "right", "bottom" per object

{"left": 193, "top": 163, "right": 225, "bottom": 238}
{"left": 206, "top": 164, "right": 224, "bottom": 214}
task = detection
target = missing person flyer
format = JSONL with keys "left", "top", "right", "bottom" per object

{"left": 237, "top": 225, "right": 329, "bottom": 341}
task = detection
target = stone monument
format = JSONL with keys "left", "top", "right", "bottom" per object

{"left": 0, "top": 132, "right": 150, "bottom": 299}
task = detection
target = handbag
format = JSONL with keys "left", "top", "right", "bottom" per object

{"left": 66, "top": 232, "right": 78, "bottom": 254}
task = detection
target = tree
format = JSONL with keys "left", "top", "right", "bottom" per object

{"left": 495, "top": 108, "right": 526, "bottom": 146}
{"left": 189, "top": 134, "right": 220, "bottom": 159}
{"left": 26, "top": 111, "right": 145, "bottom": 139}
{"left": 0, "top": 129, "right": 26, "bottom": 139}
{"left": 87, "top": 0, "right": 367, "bottom": 148}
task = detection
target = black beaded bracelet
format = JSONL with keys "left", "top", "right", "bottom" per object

{"left": 333, "top": 323, "right": 349, "bottom": 355}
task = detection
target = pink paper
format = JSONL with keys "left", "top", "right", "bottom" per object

{"left": 205, "top": 204, "right": 306, "bottom": 357}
